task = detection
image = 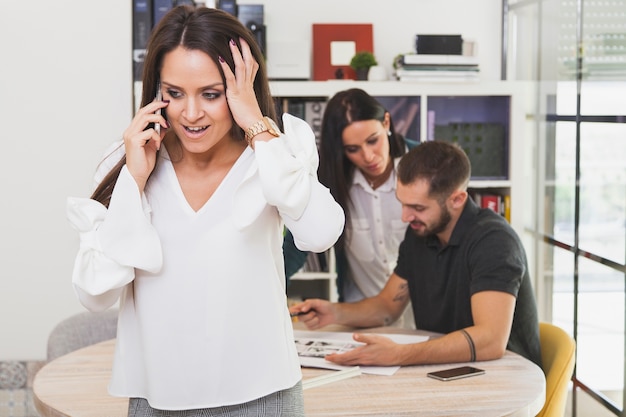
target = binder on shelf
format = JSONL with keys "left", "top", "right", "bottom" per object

{"left": 503, "top": 195, "right": 511, "bottom": 223}
{"left": 153, "top": 0, "right": 195, "bottom": 28}
{"left": 286, "top": 100, "right": 306, "bottom": 120}
{"left": 152, "top": 0, "right": 172, "bottom": 27}
{"left": 132, "top": 0, "right": 152, "bottom": 82}
{"left": 304, "top": 100, "right": 327, "bottom": 148}
{"left": 217, "top": 0, "right": 238, "bottom": 16}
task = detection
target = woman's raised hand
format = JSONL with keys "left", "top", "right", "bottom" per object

{"left": 122, "top": 99, "right": 169, "bottom": 191}
{"left": 219, "top": 38, "right": 263, "bottom": 134}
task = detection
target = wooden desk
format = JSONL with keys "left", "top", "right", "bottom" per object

{"left": 34, "top": 330, "right": 545, "bottom": 417}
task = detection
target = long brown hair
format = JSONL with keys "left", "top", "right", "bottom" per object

{"left": 317, "top": 88, "right": 407, "bottom": 249}
{"left": 91, "top": 5, "right": 275, "bottom": 207}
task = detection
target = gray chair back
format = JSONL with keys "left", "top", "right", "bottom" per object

{"left": 46, "top": 309, "right": 118, "bottom": 361}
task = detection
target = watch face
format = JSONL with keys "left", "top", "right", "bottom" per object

{"left": 265, "top": 117, "right": 280, "bottom": 136}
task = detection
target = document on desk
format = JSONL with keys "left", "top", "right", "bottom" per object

{"left": 294, "top": 330, "right": 428, "bottom": 376}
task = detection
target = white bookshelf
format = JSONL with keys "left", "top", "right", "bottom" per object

{"left": 271, "top": 80, "right": 528, "bottom": 237}
{"left": 289, "top": 248, "right": 338, "bottom": 302}
{"left": 274, "top": 80, "right": 530, "bottom": 302}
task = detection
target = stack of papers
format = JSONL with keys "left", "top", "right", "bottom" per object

{"left": 294, "top": 330, "right": 429, "bottom": 376}
{"left": 394, "top": 53, "right": 480, "bottom": 83}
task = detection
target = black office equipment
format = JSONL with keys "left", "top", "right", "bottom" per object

{"left": 415, "top": 34, "right": 463, "bottom": 55}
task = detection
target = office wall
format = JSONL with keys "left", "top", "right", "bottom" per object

{"left": 0, "top": 0, "right": 502, "bottom": 360}
{"left": 0, "top": 2, "right": 132, "bottom": 361}
{"left": 251, "top": 0, "right": 503, "bottom": 81}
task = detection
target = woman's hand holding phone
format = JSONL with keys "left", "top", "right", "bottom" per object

{"left": 122, "top": 84, "right": 168, "bottom": 192}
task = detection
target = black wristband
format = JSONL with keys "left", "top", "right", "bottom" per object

{"left": 460, "top": 328, "right": 476, "bottom": 362}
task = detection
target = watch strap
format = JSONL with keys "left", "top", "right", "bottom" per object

{"left": 244, "top": 116, "right": 280, "bottom": 146}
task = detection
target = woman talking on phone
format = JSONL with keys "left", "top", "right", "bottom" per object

{"left": 66, "top": 6, "right": 343, "bottom": 417}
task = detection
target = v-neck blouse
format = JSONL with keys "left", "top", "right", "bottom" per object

{"left": 66, "top": 114, "right": 345, "bottom": 410}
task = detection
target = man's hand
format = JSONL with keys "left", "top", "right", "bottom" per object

{"left": 325, "top": 333, "right": 407, "bottom": 367}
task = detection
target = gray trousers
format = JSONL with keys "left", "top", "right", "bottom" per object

{"left": 127, "top": 381, "right": 304, "bottom": 417}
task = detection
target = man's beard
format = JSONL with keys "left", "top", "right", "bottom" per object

{"left": 411, "top": 205, "right": 452, "bottom": 238}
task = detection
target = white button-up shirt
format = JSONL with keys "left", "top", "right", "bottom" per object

{"left": 344, "top": 158, "right": 415, "bottom": 328}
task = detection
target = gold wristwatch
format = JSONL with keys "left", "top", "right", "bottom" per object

{"left": 244, "top": 116, "right": 281, "bottom": 145}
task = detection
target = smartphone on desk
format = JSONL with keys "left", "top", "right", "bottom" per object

{"left": 427, "top": 366, "right": 485, "bottom": 381}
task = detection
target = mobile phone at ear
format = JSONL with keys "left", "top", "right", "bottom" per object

{"left": 154, "top": 82, "right": 163, "bottom": 135}
{"left": 427, "top": 366, "right": 485, "bottom": 381}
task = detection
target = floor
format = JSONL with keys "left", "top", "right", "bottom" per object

{"left": 0, "top": 360, "right": 43, "bottom": 417}
{"left": 0, "top": 389, "right": 37, "bottom": 417}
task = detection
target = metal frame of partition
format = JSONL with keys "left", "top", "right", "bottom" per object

{"left": 503, "top": 0, "right": 626, "bottom": 415}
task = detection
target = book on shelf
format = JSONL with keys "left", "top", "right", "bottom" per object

{"left": 396, "top": 69, "right": 479, "bottom": 78}
{"left": 276, "top": 98, "right": 326, "bottom": 148}
{"left": 395, "top": 70, "right": 480, "bottom": 83}
{"left": 401, "top": 54, "right": 479, "bottom": 66}
{"left": 399, "top": 64, "right": 479, "bottom": 71}
{"left": 393, "top": 49, "right": 480, "bottom": 83}
{"left": 471, "top": 192, "right": 510, "bottom": 222}
{"left": 481, "top": 194, "right": 501, "bottom": 213}
{"left": 503, "top": 195, "right": 511, "bottom": 223}
{"left": 301, "top": 251, "right": 329, "bottom": 273}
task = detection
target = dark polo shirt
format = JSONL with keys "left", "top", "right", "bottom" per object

{"left": 394, "top": 198, "right": 542, "bottom": 367}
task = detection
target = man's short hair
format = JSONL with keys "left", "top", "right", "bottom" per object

{"left": 397, "top": 141, "right": 471, "bottom": 199}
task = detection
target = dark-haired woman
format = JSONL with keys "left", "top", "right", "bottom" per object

{"left": 285, "top": 88, "right": 417, "bottom": 328}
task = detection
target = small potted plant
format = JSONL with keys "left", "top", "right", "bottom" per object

{"left": 350, "top": 51, "right": 378, "bottom": 80}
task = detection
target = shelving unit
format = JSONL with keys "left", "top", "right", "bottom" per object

{"left": 288, "top": 249, "right": 338, "bottom": 303}
{"left": 273, "top": 80, "right": 528, "bottom": 301}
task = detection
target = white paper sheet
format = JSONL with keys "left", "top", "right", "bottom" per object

{"left": 294, "top": 330, "right": 429, "bottom": 376}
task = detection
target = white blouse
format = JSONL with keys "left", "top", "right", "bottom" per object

{"left": 344, "top": 158, "right": 415, "bottom": 328}
{"left": 66, "top": 114, "right": 344, "bottom": 410}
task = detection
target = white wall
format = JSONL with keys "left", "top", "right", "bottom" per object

{"left": 0, "top": 0, "right": 502, "bottom": 360}
{"left": 0, "top": 1, "right": 132, "bottom": 360}
{"left": 252, "top": 0, "right": 503, "bottom": 81}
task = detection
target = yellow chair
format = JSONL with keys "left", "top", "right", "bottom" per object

{"left": 536, "top": 322, "right": 576, "bottom": 417}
